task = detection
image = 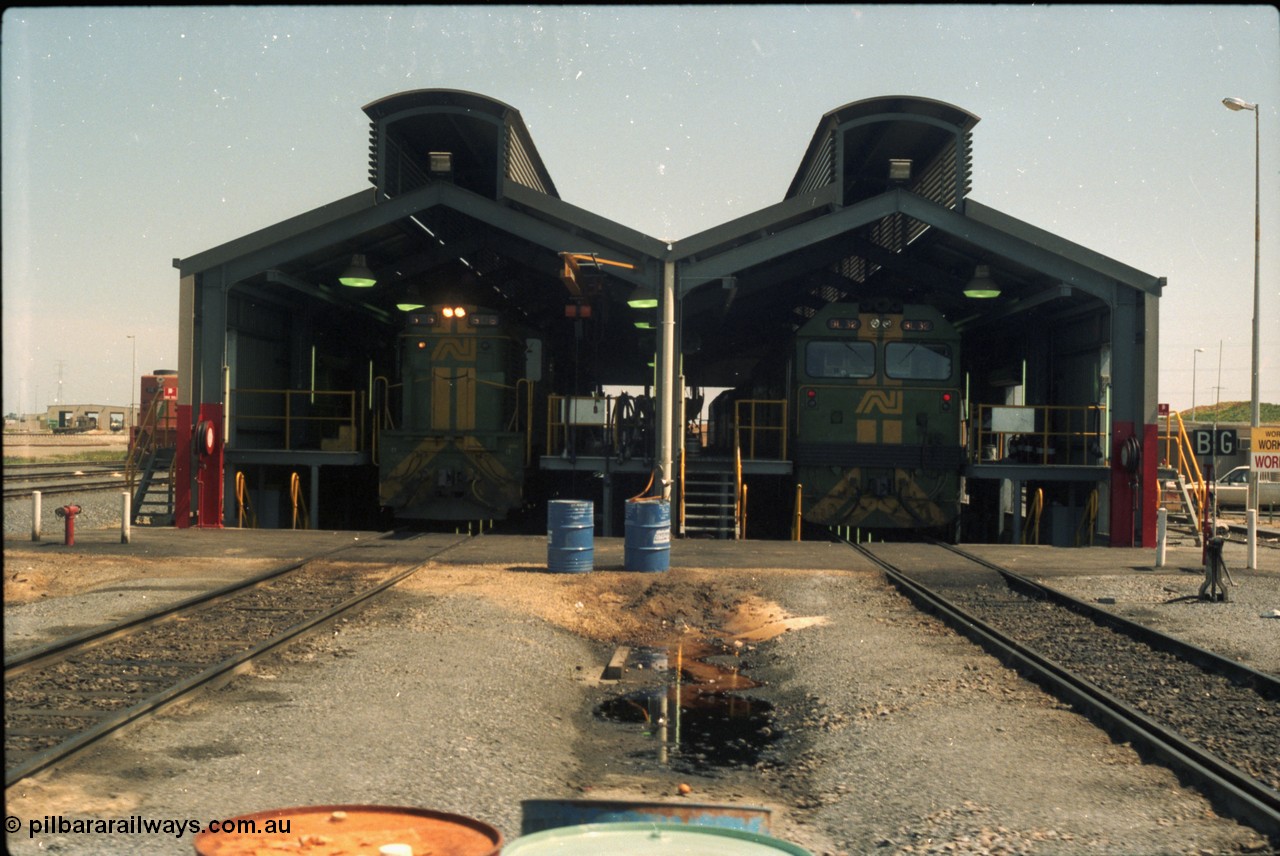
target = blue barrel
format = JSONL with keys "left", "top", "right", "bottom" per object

{"left": 521, "top": 799, "right": 772, "bottom": 836}
{"left": 624, "top": 498, "right": 671, "bottom": 572}
{"left": 503, "top": 822, "right": 811, "bottom": 855}
{"left": 548, "top": 500, "right": 593, "bottom": 573}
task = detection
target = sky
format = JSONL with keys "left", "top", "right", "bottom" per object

{"left": 3, "top": 5, "right": 1278, "bottom": 418}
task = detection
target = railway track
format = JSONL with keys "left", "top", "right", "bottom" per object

{"left": 3, "top": 461, "right": 138, "bottom": 501}
{"left": 3, "top": 533, "right": 467, "bottom": 786}
{"left": 849, "top": 539, "right": 1280, "bottom": 840}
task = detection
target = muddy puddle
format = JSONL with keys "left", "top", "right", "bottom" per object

{"left": 595, "top": 635, "right": 789, "bottom": 771}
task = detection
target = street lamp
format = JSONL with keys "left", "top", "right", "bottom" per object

{"left": 1191, "top": 347, "right": 1205, "bottom": 419}
{"left": 1222, "top": 96, "right": 1261, "bottom": 550}
{"left": 127, "top": 335, "right": 136, "bottom": 431}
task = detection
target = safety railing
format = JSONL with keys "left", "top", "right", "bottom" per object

{"left": 1157, "top": 411, "right": 1208, "bottom": 527}
{"left": 290, "top": 472, "right": 309, "bottom": 530}
{"left": 1022, "top": 487, "right": 1045, "bottom": 545}
{"left": 972, "top": 404, "right": 1106, "bottom": 467}
{"left": 734, "top": 399, "right": 788, "bottom": 461}
{"left": 234, "top": 472, "right": 257, "bottom": 528}
{"left": 124, "top": 394, "right": 173, "bottom": 497}
{"left": 231, "top": 388, "right": 360, "bottom": 452}
{"left": 546, "top": 394, "right": 614, "bottom": 457}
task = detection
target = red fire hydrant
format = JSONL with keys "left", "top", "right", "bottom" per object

{"left": 55, "top": 505, "right": 82, "bottom": 546}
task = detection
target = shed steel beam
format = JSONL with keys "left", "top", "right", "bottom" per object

{"left": 181, "top": 181, "right": 660, "bottom": 292}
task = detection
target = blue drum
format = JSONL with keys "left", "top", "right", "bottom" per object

{"left": 625, "top": 498, "right": 671, "bottom": 572}
{"left": 548, "top": 500, "right": 594, "bottom": 573}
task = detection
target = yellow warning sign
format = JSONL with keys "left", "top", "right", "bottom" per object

{"left": 1252, "top": 426, "right": 1280, "bottom": 473}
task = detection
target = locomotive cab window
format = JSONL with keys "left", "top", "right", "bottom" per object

{"left": 885, "top": 342, "right": 952, "bottom": 380}
{"left": 806, "top": 341, "right": 874, "bottom": 378}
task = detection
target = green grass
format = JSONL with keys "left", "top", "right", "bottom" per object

{"left": 1179, "top": 401, "right": 1280, "bottom": 423}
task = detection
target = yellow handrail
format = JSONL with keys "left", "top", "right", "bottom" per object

{"left": 232, "top": 388, "right": 360, "bottom": 452}
{"left": 1022, "top": 487, "right": 1044, "bottom": 545}
{"left": 290, "top": 472, "right": 309, "bottom": 530}
{"left": 973, "top": 403, "right": 1106, "bottom": 466}
{"left": 1169, "top": 411, "right": 1207, "bottom": 515}
{"left": 792, "top": 483, "right": 803, "bottom": 541}
{"left": 733, "top": 441, "right": 743, "bottom": 540}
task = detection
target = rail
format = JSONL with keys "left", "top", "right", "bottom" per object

{"left": 852, "top": 540, "right": 1280, "bottom": 839}
{"left": 231, "top": 388, "right": 360, "bottom": 452}
{"left": 734, "top": 398, "right": 788, "bottom": 460}
{"left": 972, "top": 403, "right": 1106, "bottom": 466}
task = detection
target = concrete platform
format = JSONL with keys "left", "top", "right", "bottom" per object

{"left": 7, "top": 524, "right": 1277, "bottom": 575}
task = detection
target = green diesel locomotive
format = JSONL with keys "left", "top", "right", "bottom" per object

{"left": 377, "top": 304, "right": 539, "bottom": 522}
{"left": 793, "top": 301, "right": 965, "bottom": 533}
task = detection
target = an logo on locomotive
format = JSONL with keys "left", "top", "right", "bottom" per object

{"left": 854, "top": 389, "right": 903, "bottom": 415}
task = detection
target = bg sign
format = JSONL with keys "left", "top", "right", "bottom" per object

{"left": 1253, "top": 427, "right": 1280, "bottom": 474}
{"left": 1192, "top": 429, "right": 1237, "bottom": 457}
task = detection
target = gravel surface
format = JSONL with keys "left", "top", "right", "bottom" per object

{"left": 3, "top": 532, "right": 1278, "bottom": 856}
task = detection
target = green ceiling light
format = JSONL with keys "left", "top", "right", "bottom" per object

{"left": 963, "top": 264, "right": 1001, "bottom": 299}
{"left": 627, "top": 283, "right": 658, "bottom": 309}
{"left": 339, "top": 254, "right": 377, "bottom": 288}
{"left": 633, "top": 320, "right": 655, "bottom": 330}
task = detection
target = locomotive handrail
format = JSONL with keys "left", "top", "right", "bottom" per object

{"left": 516, "top": 378, "right": 535, "bottom": 464}
{"left": 972, "top": 403, "right": 1106, "bottom": 467}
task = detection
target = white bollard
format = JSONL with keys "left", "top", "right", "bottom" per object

{"left": 1156, "top": 508, "right": 1167, "bottom": 568}
{"left": 31, "top": 490, "right": 41, "bottom": 542}
{"left": 1247, "top": 509, "right": 1257, "bottom": 571}
{"left": 121, "top": 492, "right": 132, "bottom": 544}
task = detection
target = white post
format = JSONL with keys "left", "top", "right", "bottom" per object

{"left": 1247, "top": 509, "right": 1257, "bottom": 570}
{"left": 31, "top": 490, "right": 42, "bottom": 542}
{"left": 121, "top": 492, "right": 132, "bottom": 544}
{"left": 657, "top": 260, "right": 677, "bottom": 502}
{"left": 1155, "top": 508, "right": 1167, "bottom": 568}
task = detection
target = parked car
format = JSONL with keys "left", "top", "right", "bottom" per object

{"left": 1213, "top": 466, "right": 1280, "bottom": 509}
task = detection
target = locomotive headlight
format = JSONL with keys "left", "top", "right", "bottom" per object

{"left": 442, "top": 307, "right": 455, "bottom": 318}
{"left": 454, "top": 306, "right": 467, "bottom": 318}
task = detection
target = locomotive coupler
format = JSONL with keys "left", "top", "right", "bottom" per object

{"left": 55, "top": 504, "right": 83, "bottom": 546}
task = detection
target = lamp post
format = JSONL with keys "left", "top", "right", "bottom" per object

{"left": 127, "top": 335, "right": 136, "bottom": 430}
{"left": 1222, "top": 96, "right": 1261, "bottom": 566}
{"left": 1191, "top": 347, "right": 1205, "bottom": 419}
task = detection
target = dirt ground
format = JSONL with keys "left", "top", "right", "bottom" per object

{"left": 3, "top": 431, "right": 130, "bottom": 461}
{"left": 2, "top": 547, "right": 821, "bottom": 652}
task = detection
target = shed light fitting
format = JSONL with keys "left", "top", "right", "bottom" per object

{"left": 339, "top": 254, "right": 377, "bottom": 288}
{"left": 429, "top": 151, "right": 454, "bottom": 175}
{"left": 627, "top": 283, "right": 658, "bottom": 309}
{"left": 888, "top": 159, "right": 913, "bottom": 182}
{"left": 963, "top": 264, "right": 1001, "bottom": 299}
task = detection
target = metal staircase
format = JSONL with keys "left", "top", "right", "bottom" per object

{"left": 681, "top": 464, "right": 738, "bottom": 538}
{"left": 130, "top": 447, "right": 175, "bottom": 525}
{"left": 1159, "top": 412, "right": 1208, "bottom": 546}
{"left": 124, "top": 395, "right": 177, "bottom": 526}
